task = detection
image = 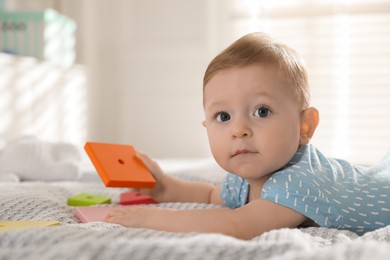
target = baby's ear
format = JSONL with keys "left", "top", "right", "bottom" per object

{"left": 299, "top": 107, "right": 319, "bottom": 145}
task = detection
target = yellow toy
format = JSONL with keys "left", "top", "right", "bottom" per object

{"left": 0, "top": 221, "right": 60, "bottom": 231}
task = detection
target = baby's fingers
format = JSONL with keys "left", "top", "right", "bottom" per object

{"left": 105, "top": 208, "right": 132, "bottom": 224}
{"left": 106, "top": 208, "right": 126, "bottom": 218}
{"left": 104, "top": 207, "right": 147, "bottom": 228}
{"left": 136, "top": 151, "right": 164, "bottom": 179}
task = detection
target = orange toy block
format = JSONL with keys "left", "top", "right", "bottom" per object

{"left": 84, "top": 142, "right": 156, "bottom": 188}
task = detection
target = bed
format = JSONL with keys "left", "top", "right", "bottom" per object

{"left": 1, "top": 137, "right": 389, "bottom": 260}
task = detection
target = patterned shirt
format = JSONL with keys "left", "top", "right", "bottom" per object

{"left": 221, "top": 144, "right": 390, "bottom": 235}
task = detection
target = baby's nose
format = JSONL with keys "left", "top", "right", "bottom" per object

{"left": 231, "top": 120, "right": 252, "bottom": 138}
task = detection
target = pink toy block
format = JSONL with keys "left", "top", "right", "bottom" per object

{"left": 75, "top": 206, "right": 119, "bottom": 223}
{"left": 119, "top": 191, "right": 158, "bottom": 205}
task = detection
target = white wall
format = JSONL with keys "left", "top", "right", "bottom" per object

{"left": 0, "top": 0, "right": 233, "bottom": 158}
{"left": 0, "top": 54, "right": 87, "bottom": 145}
{"left": 75, "top": 0, "right": 232, "bottom": 158}
{"left": 3, "top": 1, "right": 388, "bottom": 163}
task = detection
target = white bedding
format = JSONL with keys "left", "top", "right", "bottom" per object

{"left": 0, "top": 138, "right": 390, "bottom": 259}
{"left": 1, "top": 181, "right": 390, "bottom": 260}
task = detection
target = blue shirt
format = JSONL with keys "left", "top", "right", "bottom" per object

{"left": 221, "top": 144, "right": 390, "bottom": 235}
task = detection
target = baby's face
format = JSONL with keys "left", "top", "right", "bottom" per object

{"left": 203, "top": 65, "right": 302, "bottom": 181}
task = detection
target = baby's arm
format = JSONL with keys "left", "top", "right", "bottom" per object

{"left": 109, "top": 152, "right": 307, "bottom": 239}
{"left": 134, "top": 152, "right": 223, "bottom": 205}
{"left": 105, "top": 199, "right": 307, "bottom": 240}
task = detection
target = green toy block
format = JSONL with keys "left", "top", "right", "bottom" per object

{"left": 67, "top": 193, "right": 111, "bottom": 206}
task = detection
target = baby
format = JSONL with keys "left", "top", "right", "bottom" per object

{"left": 105, "top": 32, "right": 390, "bottom": 239}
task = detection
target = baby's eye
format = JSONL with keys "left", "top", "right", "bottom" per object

{"left": 214, "top": 112, "right": 231, "bottom": 122}
{"left": 254, "top": 107, "right": 271, "bottom": 118}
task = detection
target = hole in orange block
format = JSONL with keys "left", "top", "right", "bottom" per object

{"left": 118, "top": 159, "right": 125, "bottom": 165}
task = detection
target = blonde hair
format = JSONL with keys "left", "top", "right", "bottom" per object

{"left": 203, "top": 32, "right": 310, "bottom": 109}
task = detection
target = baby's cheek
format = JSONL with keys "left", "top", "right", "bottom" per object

{"left": 209, "top": 138, "right": 225, "bottom": 157}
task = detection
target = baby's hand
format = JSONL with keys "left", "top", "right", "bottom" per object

{"left": 134, "top": 152, "right": 167, "bottom": 202}
{"left": 105, "top": 207, "right": 159, "bottom": 228}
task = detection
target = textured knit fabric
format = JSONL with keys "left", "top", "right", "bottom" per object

{"left": 221, "top": 144, "right": 390, "bottom": 235}
{"left": 1, "top": 174, "right": 390, "bottom": 259}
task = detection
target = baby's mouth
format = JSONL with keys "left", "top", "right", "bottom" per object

{"left": 231, "top": 149, "right": 256, "bottom": 157}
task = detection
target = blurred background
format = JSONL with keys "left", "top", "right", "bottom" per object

{"left": 0, "top": 0, "right": 389, "bottom": 165}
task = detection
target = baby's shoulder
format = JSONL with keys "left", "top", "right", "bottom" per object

{"left": 263, "top": 145, "right": 333, "bottom": 189}
{"left": 224, "top": 172, "right": 247, "bottom": 186}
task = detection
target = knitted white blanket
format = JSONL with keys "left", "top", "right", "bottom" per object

{"left": 1, "top": 181, "right": 389, "bottom": 260}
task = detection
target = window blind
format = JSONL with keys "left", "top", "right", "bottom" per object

{"left": 230, "top": 0, "right": 390, "bottom": 165}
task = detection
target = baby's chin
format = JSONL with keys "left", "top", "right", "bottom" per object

{"left": 223, "top": 162, "right": 267, "bottom": 180}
